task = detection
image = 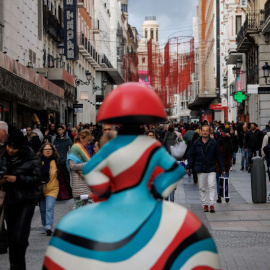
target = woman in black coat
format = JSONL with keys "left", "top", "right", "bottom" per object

{"left": 0, "top": 130, "right": 42, "bottom": 270}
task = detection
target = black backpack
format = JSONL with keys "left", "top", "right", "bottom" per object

{"left": 263, "top": 137, "right": 270, "bottom": 156}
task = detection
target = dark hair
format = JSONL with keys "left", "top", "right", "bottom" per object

{"left": 26, "top": 125, "right": 33, "bottom": 130}
{"left": 168, "top": 124, "right": 174, "bottom": 132}
{"left": 37, "top": 143, "right": 60, "bottom": 158}
{"left": 57, "top": 124, "right": 65, "bottom": 130}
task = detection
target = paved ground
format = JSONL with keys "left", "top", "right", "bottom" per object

{"left": 0, "top": 153, "right": 270, "bottom": 269}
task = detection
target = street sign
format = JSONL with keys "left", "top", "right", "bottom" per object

{"left": 258, "top": 87, "right": 270, "bottom": 94}
{"left": 73, "top": 104, "right": 83, "bottom": 108}
{"left": 234, "top": 92, "right": 245, "bottom": 103}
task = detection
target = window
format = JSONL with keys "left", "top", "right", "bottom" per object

{"left": 236, "top": 15, "right": 242, "bottom": 35}
{"left": 121, "top": 4, "right": 127, "bottom": 12}
{"left": 145, "top": 29, "right": 147, "bottom": 38}
{"left": 150, "top": 28, "right": 154, "bottom": 39}
{"left": 156, "top": 29, "right": 158, "bottom": 42}
{"left": 142, "top": 57, "right": 145, "bottom": 63}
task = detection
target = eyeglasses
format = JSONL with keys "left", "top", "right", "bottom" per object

{"left": 43, "top": 148, "right": 53, "bottom": 151}
{"left": 103, "top": 128, "right": 112, "bottom": 131}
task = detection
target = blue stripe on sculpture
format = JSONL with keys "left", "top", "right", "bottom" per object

{"left": 49, "top": 202, "right": 162, "bottom": 262}
{"left": 170, "top": 238, "right": 218, "bottom": 270}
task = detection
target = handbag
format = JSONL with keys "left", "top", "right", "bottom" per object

{"left": 219, "top": 177, "right": 230, "bottom": 199}
{"left": 170, "top": 138, "right": 187, "bottom": 160}
{"left": 0, "top": 186, "right": 6, "bottom": 207}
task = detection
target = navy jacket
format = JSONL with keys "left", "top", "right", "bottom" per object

{"left": 187, "top": 137, "right": 225, "bottom": 173}
{"left": 53, "top": 135, "right": 73, "bottom": 165}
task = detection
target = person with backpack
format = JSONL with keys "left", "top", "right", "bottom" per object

{"left": 262, "top": 129, "right": 270, "bottom": 181}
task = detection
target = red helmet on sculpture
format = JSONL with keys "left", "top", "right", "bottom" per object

{"left": 97, "top": 83, "right": 167, "bottom": 124}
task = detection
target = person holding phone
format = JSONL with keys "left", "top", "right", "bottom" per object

{"left": 0, "top": 129, "right": 42, "bottom": 270}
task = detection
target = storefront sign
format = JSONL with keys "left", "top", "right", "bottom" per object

{"left": 258, "top": 87, "right": 270, "bottom": 94}
{"left": 64, "top": 0, "right": 77, "bottom": 60}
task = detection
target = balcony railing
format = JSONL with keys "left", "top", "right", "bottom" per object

{"left": 43, "top": 6, "right": 64, "bottom": 42}
{"left": 100, "top": 54, "right": 113, "bottom": 68}
{"left": 77, "top": 32, "right": 100, "bottom": 68}
{"left": 236, "top": 10, "right": 265, "bottom": 45}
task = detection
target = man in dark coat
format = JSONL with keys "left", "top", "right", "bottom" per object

{"left": 25, "top": 125, "right": 42, "bottom": 153}
{"left": 186, "top": 125, "right": 225, "bottom": 213}
{"left": 244, "top": 123, "right": 264, "bottom": 172}
{"left": 0, "top": 129, "right": 42, "bottom": 269}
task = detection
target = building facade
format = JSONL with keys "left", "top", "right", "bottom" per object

{"left": 0, "top": 0, "right": 138, "bottom": 127}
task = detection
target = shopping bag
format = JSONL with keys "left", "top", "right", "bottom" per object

{"left": 219, "top": 177, "right": 230, "bottom": 199}
{"left": 0, "top": 187, "right": 6, "bottom": 207}
{"left": 170, "top": 139, "right": 187, "bottom": 160}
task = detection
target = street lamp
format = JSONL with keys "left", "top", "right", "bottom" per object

{"left": 232, "top": 58, "right": 246, "bottom": 76}
{"left": 93, "top": 79, "right": 107, "bottom": 94}
{"left": 75, "top": 70, "right": 92, "bottom": 86}
{"left": 262, "top": 62, "right": 270, "bottom": 85}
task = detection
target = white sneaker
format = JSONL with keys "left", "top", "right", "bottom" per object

{"left": 230, "top": 167, "right": 232, "bottom": 171}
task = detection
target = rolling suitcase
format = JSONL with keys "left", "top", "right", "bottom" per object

{"left": 250, "top": 155, "right": 266, "bottom": 203}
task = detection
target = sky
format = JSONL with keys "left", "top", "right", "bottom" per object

{"left": 128, "top": 0, "right": 198, "bottom": 48}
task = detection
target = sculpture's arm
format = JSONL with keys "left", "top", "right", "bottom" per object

{"left": 151, "top": 147, "right": 186, "bottom": 198}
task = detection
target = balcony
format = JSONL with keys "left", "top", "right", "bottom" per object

{"left": 77, "top": 32, "right": 100, "bottom": 68}
{"left": 99, "top": 54, "right": 113, "bottom": 68}
{"left": 262, "top": 0, "right": 270, "bottom": 33}
{"left": 236, "top": 10, "right": 265, "bottom": 52}
{"left": 93, "top": 20, "right": 101, "bottom": 35}
{"left": 43, "top": 6, "right": 64, "bottom": 42}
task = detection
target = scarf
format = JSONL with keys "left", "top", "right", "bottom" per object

{"left": 41, "top": 156, "right": 54, "bottom": 184}
{"left": 66, "top": 143, "right": 90, "bottom": 172}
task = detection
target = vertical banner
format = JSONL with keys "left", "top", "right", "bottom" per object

{"left": 64, "top": 0, "right": 77, "bottom": 60}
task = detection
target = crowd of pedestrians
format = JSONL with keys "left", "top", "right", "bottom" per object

{"left": 0, "top": 119, "right": 270, "bottom": 269}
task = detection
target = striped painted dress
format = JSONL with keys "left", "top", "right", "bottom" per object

{"left": 43, "top": 135, "right": 221, "bottom": 270}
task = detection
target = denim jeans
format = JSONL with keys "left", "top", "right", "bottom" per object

{"left": 241, "top": 147, "right": 249, "bottom": 168}
{"left": 39, "top": 196, "right": 56, "bottom": 230}
{"left": 216, "top": 172, "right": 229, "bottom": 197}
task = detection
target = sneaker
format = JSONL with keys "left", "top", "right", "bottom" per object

{"left": 46, "top": 229, "right": 52, "bottom": 236}
{"left": 210, "top": 205, "right": 215, "bottom": 213}
{"left": 225, "top": 198, "right": 230, "bottom": 203}
{"left": 203, "top": 205, "right": 209, "bottom": 212}
{"left": 241, "top": 167, "right": 244, "bottom": 171}
{"left": 230, "top": 167, "right": 233, "bottom": 171}
{"left": 40, "top": 227, "right": 46, "bottom": 234}
{"left": 217, "top": 196, "right": 222, "bottom": 203}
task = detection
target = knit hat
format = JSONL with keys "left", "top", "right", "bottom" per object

{"left": 7, "top": 129, "right": 25, "bottom": 149}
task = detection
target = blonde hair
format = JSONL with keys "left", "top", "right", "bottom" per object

{"left": 71, "top": 127, "right": 78, "bottom": 134}
{"left": 74, "top": 129, "right": 92, "bottom": 143}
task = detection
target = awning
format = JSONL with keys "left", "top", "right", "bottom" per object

{"left": 96, "top": 68, "right": 124, "bottom": 85}
{"left": 226, "top": 53, "right": 243, "bottom": 65}
{"left": 188, "top": 94, "right": 217, "bottom": 110}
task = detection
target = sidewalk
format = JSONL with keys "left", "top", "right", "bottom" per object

{"left": 175, "top": 153, "right": 270, "bottom": 270}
